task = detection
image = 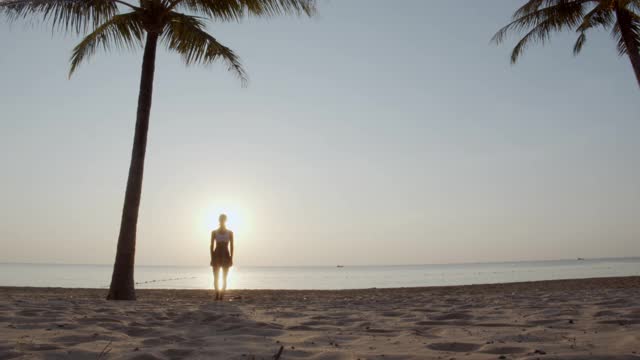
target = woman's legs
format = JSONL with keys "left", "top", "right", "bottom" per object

{"left": 222, "top": 267, "right": 230, "bottom": 292}
{"left": 213, "top": 266, "right": 220, "bottom": 299}
{"left": 216, "top": 266, "right": 230, "bottom": 300}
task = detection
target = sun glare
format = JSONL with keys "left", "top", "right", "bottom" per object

{"left": 201, "top": 204, "right": 251, "bottom": 234}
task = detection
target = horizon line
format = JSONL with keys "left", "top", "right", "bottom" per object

{"left": 1, "top": 256, "right": 639, "bottom": 268}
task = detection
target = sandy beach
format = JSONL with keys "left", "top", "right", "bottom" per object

{"left": 1, "top": 277, "right": 639, "bottom": 360}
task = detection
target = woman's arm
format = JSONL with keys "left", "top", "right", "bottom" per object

{"left": 210, "top": 231, "right": 216, "bottom": 264}
{"left": 230, "top": 231, "right": 234, "bottom": 259}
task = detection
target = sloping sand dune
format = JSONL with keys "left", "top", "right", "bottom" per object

{"left": 1, "top": 277, "right": 639, "bottom": 359}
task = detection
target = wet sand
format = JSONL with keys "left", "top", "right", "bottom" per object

{"left": 1, "top": 277, "right": 640, "bottom": 359}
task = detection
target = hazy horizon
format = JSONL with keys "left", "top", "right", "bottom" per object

{"left": 3, "top": 256, "right": 640, "bottom": 268}
{"left": 1, "top": 0, "right": 639, "bottom": 267}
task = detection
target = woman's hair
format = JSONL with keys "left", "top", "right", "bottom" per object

{"left": 219, "top": 214, "right": 227, "bottom": 223}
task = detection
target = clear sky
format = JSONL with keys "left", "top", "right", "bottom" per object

{"left": 1, "top": 0, "right": 639, "bottom": 267}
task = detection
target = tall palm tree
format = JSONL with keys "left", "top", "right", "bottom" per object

{"left": 1, "top": 0, "right": 316, "bottom": 300}
{"left": 493, "top": 0, "right": 640, "bottom": 88}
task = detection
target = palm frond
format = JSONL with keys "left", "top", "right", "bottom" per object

{"left": 492, "top": 0, "right": 591, "bottom": 63}
{"left": 69, "top": 11, "right": 144, "bottom": 76}
{"left": 0, "top": 0, "right": 119, "bottom": 33}
{"left": 573, "top": 3, "right": 613, "bottom": 54}
{"left": 171, "top": 0, "right": 315, "bottom": 21}
{"left": 628, "top": 0, "right": 640, "bottom": 14}
{"left": 513, "top": 0, "right": 549, "bottom": 18}
{"left": 171, "top": 0, "right": 243, "bottom": 21}
{"left": 573, "top": 31, "right": 588, "bottom": 53}
{"left": 238, "top": 0, "right": 315, "bottom": 17}
{"left": 162, "top": 11, "right": 248, "bottom": 84}
{"left": 577, "top": 2, "right": 614, "bottom": 31}
{"left": 612, "top": 9, "right": 640, "bottom": 56}
{"left": 493, "top": 0, "right": 590, "bottom": 44}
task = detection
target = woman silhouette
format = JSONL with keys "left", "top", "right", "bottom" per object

{"left": 210, "top": 214, "right": 234, "bottom": 300}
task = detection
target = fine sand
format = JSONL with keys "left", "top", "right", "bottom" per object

{"left": 1, "top": 277, "right": 640, "bottom": 360}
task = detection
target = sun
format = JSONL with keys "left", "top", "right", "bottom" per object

{"left": 201, "top": 204, "right": 250, "bottom": 233}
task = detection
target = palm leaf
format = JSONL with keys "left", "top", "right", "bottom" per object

{"left": 69, "top": 11, "right": 144, "bottom": 76}
{"left": 492, "top": 0, "right": 591, "bottom": 63}
{"left": 0, "top": 0, "right": 119, "bottom": 33}
{"left": 513, "top": 0, "right": 549, "bottom": 18}
{"left": 170, "top": 0, "right": 244, "bottom": 21}
{"left": 612, "top": 9, "right": 640, "bottom": 56}
{"left": 493, "top": 0, "right": 590, "bottom": 44}
{"left": 573, "top": 3, "right": 613, "bottom": 54}
{"left": 238, "top": 0, "right": 315, "bottom": 17}
{"left": 576, "top": 2, "right": 614, "bottom": 32}
{"left": 628, "top": 0, "right": 640, "bottom": 14}
{"left": 162, "top": 11, "right": 248, "bottom": 84}
{"left": 170, "top": 0, "right": 315, "bottom": 21}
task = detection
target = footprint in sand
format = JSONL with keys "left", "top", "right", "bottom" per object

{"left": 380, "top": 311, "right": 403, "bottom": 317}
{"left": 142, "top": 335, "right": 187, "bottom": 346}
{"left": 0, "top": 349, "right": 21, "bottom": 360}
{"left": 430, "top": 312, "right": 474, "bottom": 321}
{"left": 53, "top": 334, "right": 119, "bottom": 346}
{"left": 128, "top": 353, "right": 164, "bottom": 360}
{"left": 427, "top": 342, "right": 482, "bottom": 352}
{"left": 126, "top": 326, "right": 156, "bottom": 337}
{"left": 594, "top": 310, "right": 621, "bottom": 317}
{"left": 16, "top": 310, "right": 42, "bottom": 317}
{"left": 627, "top": 310, "right": 640, "bottom": 318}
{"left": 480, "top": 345, "right": 529, "bottom": 354}
{"left": 18, "top": 343, "right": 62, "bottom": 351}
{"left": 301, "top": 320, "right": 332, "bottom": 326}
{"left": 598, "top": 319, "right": 640, "bottom": 325}
{"left": 526, "top": 318, "right": 563, "bottom": 326}
{"left": 366, "top": 328, "right": 394, "bottom": 334}
{"left": 78, "top": 316, "right": 124, "bottom": 324}
{"left": 495, "top": 333, "right": 555, "bottom": 343}
{"left": 286, "top": 325, "right": 313, "bottom": 331}
{"left": 163, "top": 348, "right": 194, "bottom": 358}
{"left": 594, "top": 298, "right": 631, "bottom": 307}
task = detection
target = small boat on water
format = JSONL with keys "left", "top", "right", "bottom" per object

{"left": 336, "top": 265, "right": 344, "bottom": 268}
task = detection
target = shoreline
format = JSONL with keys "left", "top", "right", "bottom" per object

{"left": 2, "top": 275, "right": 639, "bottom": 293}
{"left": 1, "top": 276, "right": 639, "bottom": 359}
{"left": 3, "top": 259, "right": 639, "bottom": 290}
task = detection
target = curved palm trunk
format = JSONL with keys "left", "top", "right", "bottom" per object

{"left": 107, "top": 32, "right": 159, "bottom": 300}
{"left": 616, "top": 6, "right": 640, "bottom": 88}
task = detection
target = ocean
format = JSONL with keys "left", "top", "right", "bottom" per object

{"left": 1, "top": 258, "right": 639, "bottom": 290}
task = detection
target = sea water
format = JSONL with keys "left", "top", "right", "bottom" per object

{"left": 1, "top": 258, "right": 639, "bottom": 290}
